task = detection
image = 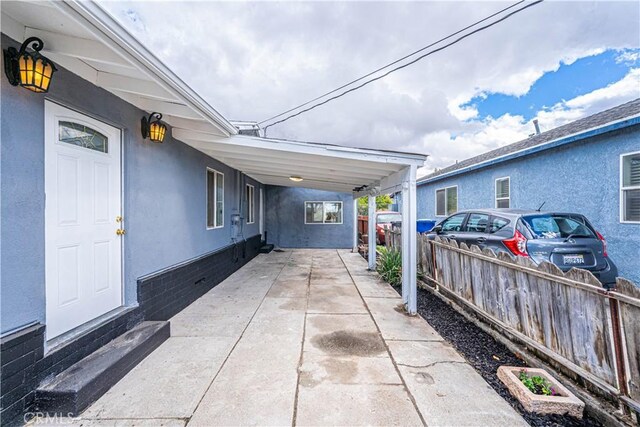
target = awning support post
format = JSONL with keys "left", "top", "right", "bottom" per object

{"left": 401, "top": 165, "right": 417, "bottom": 314}
{"left": 353, "top": 198, "right": 359, "bottom": 252}
{"left": 368, "top": 194, "right": 376, "bottom": 270}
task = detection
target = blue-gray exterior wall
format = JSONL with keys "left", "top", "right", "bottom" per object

{"left": 0, "top": 34, "right": 263, "bottom": 334}
{"left": 416, "top": 125, "right": 640, "bottom": 285}
{"left": 265, "top": 186, "right": 354, "bottom": 249}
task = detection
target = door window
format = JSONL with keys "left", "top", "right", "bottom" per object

{"left": 59, "top": 121, "right": 108, "bottom": 153}
{"left": 440, "top": 213, "right": 466, "bottom": 232}
{"left": 463, "top": 213, "right": 489, "bottom": 232}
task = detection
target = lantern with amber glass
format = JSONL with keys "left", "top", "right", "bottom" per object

{"left": 141, "top": 112, "right": 167, "bottom": 143}
{"left": 3, "top": 37, "right": 57, "bottom": 93}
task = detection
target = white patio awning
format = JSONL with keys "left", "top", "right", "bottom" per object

{"left": 174, "top": 131, "right": 426, "bottom": 194}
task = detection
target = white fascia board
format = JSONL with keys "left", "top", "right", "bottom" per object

{"left": 53, "top": 1, "right": 237, "bottom": 137}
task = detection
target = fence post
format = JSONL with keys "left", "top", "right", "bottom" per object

{"left": 609, "top": 295, "right": 629, "bottom": 407}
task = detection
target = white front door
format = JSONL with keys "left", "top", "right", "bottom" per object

{"left": 45, "top": 101, "right": 123, "bottom": 341}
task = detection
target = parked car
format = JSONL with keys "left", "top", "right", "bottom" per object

{"left": 376, "top": 211, "right": 402, "bottom": 245}
{"left": 427, "top": 209, "right": 618, "bottom": 287}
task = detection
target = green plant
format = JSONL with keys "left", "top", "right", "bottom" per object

{"left": 357, "top": 194, "right": 394, "bottom": 215}
{"left": 377, "top": 247, "right": 402, "bottom": 286}
{"left": 518, "top": 370, "right": 557, "bottom": 396}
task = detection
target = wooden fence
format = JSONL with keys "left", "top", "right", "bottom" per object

{"left": 386, "top": 227, "right": 640, "bottom": 415}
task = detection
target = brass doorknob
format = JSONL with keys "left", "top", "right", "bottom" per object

{"left": 116, "top": 229, "right": 126, "bottom": 236}
{"left": 116, "top": 215, "right": 123, "bottom": 223}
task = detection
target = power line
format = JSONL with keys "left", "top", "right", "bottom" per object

{"left": 261, "top": 0, "right": 543, "bottom": 134}
{"left": 259, "top": 0, "right": 525, "bottom": 126}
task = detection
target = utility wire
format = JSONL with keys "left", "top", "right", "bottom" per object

{"left": 261, "top": 0, "right": 543, "bottom": 134}
{"left": 259, "top": 0, "right": 525, "bottom": 126}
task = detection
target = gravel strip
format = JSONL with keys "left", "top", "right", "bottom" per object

{"left": 391, "top": 283, "right": 603, "bottom": 427}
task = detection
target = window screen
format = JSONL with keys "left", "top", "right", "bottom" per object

{"left": 622, "top": 153, "right": 640, "bottom": 222}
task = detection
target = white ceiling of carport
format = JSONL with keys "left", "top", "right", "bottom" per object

{"left": 1, "top": 1, "right": 426, "bottom": 194}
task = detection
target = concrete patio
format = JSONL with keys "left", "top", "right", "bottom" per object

{"left": 56, "top": 249, "right": 526, "bottom": 426}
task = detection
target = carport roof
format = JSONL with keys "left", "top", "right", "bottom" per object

{"left": 1, "top": 1, "right": 427, "bottom": 194}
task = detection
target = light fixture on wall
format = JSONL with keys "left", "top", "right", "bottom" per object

{"left": 141, "top": 112, "right": 167, "bottom": 143}
{"left": 289, "top": 176, "right": 303, "bottom": 182}
{"left": 3, "top": 37, "right": 57, "bottom": 93}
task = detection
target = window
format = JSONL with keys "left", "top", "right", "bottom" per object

{"left": 522, "top": 214, "right": 595, "bottom": 239}
{"left": 435, "top": 186, "right": 458, "bottom": 216}
{"left": 495, "top": 177, "right": 510, "bottom": 208}
{"left": 59, "top": 121, "right": 108, "bottom": 153}
{"left": 463, "top": 213, "right": 489, "bottom": 233}
{"left": 206, "top": 169, "right": 224, "bottom": 228}
{"left": 440, "top": 213, "right": 466, "bottom": 232}
{"left": 621, "top": 152, "right": 640, "bottom": 223}
{"left": 488, "top": 216, "right": 510, "bottom": 234}
{"left": 246, "top": 184, "right": 255, "bottom": 224}
{"left": 305, "top": 201, "right": 343, "bottom": 224}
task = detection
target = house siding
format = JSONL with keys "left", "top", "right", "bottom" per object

{"left": 0, "top": 33, "right": 264, "bottom": 334}
{"left": 417, "top": 125, "right": 640, "bottom": 285}
{"left": 265, "top": 186, "right": 354, "bottom": 249}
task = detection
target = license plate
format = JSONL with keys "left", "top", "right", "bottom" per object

{"left": 563, "top": 254, "right": 584, "bottom": 265}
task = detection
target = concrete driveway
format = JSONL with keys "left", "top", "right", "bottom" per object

{"left": 60, "top": 249, "right": 526, "bottom": 426}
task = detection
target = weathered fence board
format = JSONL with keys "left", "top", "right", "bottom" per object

{"left": 614, "top": 279, "right": 640, "bottom": 405}
{"left": 387, "top": 230, "right": 640, "bottom": 413}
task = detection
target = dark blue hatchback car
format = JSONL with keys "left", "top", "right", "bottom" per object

{"left": 427, "top": 209, "right": 618, "bottom": 287}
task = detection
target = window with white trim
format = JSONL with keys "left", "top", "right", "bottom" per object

{"left": 621, "top": 152, "right": 640, "bottom": 223}
{"left": 305, "top": 201, "right": 343, "bottom": 224}
{"left": 495, "top": 177, "right": 510, "bottom": 208}
{"left": 206, "top": 169, "right": 224, "bottom": 228}
{"left": 246, "top": 184, "right": 255, "bottom": 224}
{"left": 435, "top": 186, "right": 457, "bottom": 216}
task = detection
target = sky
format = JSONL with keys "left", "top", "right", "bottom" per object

{"left": 99, "top": 1, "right": 640, "bottom": 177}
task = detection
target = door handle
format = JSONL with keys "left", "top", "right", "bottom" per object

{"left": 116, "top": 215, "right": 123, "bottom": 223}
{"left": 477, "top": 237, "right": 487, "bottom": 243}
{"left": 448, "top": 235, "right": 456, "bottom": 239}
{"left": 116, "top": 229, "right": 126, "bottom": 236}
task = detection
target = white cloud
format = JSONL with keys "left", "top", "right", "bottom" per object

{"left": 99, "top": 0, "right": 640, "bottom": 176}
{"left": 417, "top": 68, "right": 640, "bottom": 175}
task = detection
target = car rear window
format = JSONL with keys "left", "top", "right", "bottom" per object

{"left": 377, "top": 214, "right": 401, "bottom": 223}
{"left": 522, "top": 214, "right": 595, "bottom": 239}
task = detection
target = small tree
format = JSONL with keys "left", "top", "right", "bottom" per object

{"left": 357, "top": 194, "right": 394, "bottom": 215}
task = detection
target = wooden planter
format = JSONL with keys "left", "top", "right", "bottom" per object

{"left": 497, "top": 366, "right": 584, "bottom": 419}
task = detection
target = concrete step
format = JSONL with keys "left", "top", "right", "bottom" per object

{"left": 35, "top": 321, "right": 170, "bottom": 415}
{"left": 260, "top": 244, "right": 275, "bottom": 254}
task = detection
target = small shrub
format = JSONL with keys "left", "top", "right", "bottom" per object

{"left": 518, "top": 369, "right": 557, "bottom": 396}
{"left": 377, "top": 247, "right": 402, "bottom": 286}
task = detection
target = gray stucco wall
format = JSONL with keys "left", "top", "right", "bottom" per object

{"left": 416, "top": 126, "right": 640, "bottom": 285}
{"left": 265, "top": 186, "right": 354, "bottom": 249}
{"left": 0, "top": 34, "right": 263, "bottom": 334}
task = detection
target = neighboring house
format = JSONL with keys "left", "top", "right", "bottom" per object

{"left": 417, "top": 99, "right": 640, "bottom": 285}
{"left": 0, "top": 2, "right": 425, "bottom": 422}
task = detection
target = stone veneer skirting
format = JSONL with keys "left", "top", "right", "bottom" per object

{"left": 0, "top": 235, "right": 262, "bottom": 424}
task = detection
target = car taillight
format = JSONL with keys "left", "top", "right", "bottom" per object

{"left": 596, "top": 231, "right": 608, "bottom": 257}
{"left": 503, "top": 230, "right": 529, "bottom": 257}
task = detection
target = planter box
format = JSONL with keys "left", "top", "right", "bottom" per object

{"left": 497, "top": 366, "right": 584, "bottom": 419}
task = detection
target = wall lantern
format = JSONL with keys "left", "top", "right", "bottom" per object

{"left": 141, "top": 112, "right": 167, "bottom": 143}
{"left": 289, "top": 176, "right": 304, "bottom": 182}
{"left": 3, "top": 37, "right": 57, "bottom": 93}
